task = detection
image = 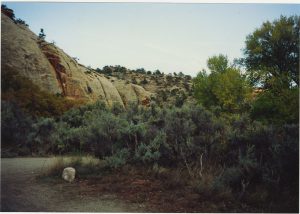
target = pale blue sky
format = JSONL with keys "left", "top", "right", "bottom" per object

{"left": 4, "top": 2, "right": 300, "bottom": 76}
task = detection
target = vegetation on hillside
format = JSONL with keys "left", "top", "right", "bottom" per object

{"left": 1, "top": 4, "right": 28, "bottom": 26}
{"left": 1, "top": 7, "right": 299, "bottom": 212}
{"left": 93, "top": 64, "right": 194, "bottom": 107}
{"left": 1, "top": 69, "right": 85, "bottom": 118}
{"left": 2, "top": 98, "right": 298, "bottom": 211}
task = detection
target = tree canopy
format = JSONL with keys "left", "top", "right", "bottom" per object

{"left": 193, "top": 55, "right": 251, "bottom": 113}
{"left": 241, "top": 15, "right": 299, "bottom": 124}
{"left": 207, "top": 54, "right": 229, "bottom": 74}
{"left": 38, "top": 28, "right": 46, "bottom": 40}
{"left": 243, "top": 15, "right": 299, "bottom": 88}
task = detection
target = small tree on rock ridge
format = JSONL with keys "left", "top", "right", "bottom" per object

{"left": 39, "top": 28, "right": 46, "bottom": 40}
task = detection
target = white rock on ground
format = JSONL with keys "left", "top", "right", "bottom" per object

{"left": 62, "top": 167, "right": 76, "bottom": 182}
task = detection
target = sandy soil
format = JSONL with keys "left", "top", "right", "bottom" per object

{"left": 1, "top": 158, "right": 145, "bottom": 212}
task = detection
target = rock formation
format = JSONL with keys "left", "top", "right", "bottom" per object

{"left": 1, "top": 11, "right": 151, "bottom": 107}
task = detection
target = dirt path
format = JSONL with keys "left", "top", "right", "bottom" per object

{"left": 1, "top": 158, "right": 145, "bottom": 212}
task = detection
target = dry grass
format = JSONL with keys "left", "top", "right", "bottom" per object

{"left": 40, "top": 157, "right": 65, "bottom": 177}
{"left": 38, "top": 161, "right": 262, "bottom": 212}
{"left": 40, "top": 155, "right": 105, "bottom": 178}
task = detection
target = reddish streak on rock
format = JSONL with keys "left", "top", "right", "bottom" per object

{"left": 141, "top": 97, "right": 150, "bottom": 106}
{"left": 43, "top": 51, "right": 67, "bottom": 96}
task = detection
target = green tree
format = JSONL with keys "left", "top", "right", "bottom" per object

{"left": 102, "top": 66, "right": 113, "bottom": 75}
{"left": 1, "top": 4, "right": 15, "bottom": 20}
{"left": 250, "top": 82, "right": 299, "bottom": 124}
{"left": 207, "top": 54, "right": 229, "bottom": 74}
{"left": 114, "top": 65, "right": 127, "bottom": 73}
{"left": 194, "top": 55, "right": 251, "bottom": 112}
{"left": 38, "top": 28, "right": 46, "bottom": 40}
{"left": 213, "top": 68, "right": 251, "bottom": 112}
{"left": 243, "top": 15, "right": 299, "bottom": 87}
{"left": 154, "top": 69, "right": 161, "bottom": 75}
{"left": 178, "top": 71, "right": 184, "bottom": 77}
{"left": 243, "top": 16, "right": 299, "bottom": 124}
{"left": 135, "top": 68, "right": 146, "bottom": 74}
{"left": 193, "top": 70, "right": 217, "bottom": 108}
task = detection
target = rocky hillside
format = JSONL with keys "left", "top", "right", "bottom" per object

{"left": 100, "top": 67, "right": 193, "bottom": 107}
{"left": 1, "top": 8, "right": 193, "bottom": 108}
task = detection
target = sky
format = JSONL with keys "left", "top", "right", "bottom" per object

{"left": 3, "top": 2, "right": 300, "bottom": 76}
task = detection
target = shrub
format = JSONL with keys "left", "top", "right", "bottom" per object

{"left": 141, "top": 78, "right": 148, "bottom": 84}
{"left": 1, "top": 4, "right": 15, "bottom": 20}
{"left": 105, "top": 148, "right": 130, "bottom": 169}
{"left": 111, "top": 102, "right": 125, "bottom": 115}
{"left": 135, "top": 142, "right": 160, "bottom": 164}
{"left": 27, "top": 117, "right": 57, "bottom": 154}
{"left": 217, "top": 167, "right": 242, "bottom": 190}
{"left": 134, "top": 131, "right": 167, "bottom": 165}
{"left": 157, "top": 90, "right": 168, "bottom": 101}
{"left": 131, "top": 78, "right": 137, "bottom": 84}
{"left": 250, "top": 87, "right": 299, "bottom": 124}
{"left": 40, "top": 157, "right": 65, "bottom": 177}
{"left": 81, "top": 110, "right": 129, "bottom": 157}
{"left": 164, "top": 107, "right": 196, "bottom": 163}
{"left": 124, "top": 122, "right": 146, "bottom": 150}
{"left": 102, "top": 66, "right": 113, "bottom": 75}
{"left": 154, "top": 70, "right": 161, "bottom": 75}
{"left": 1, "top": 101, "right": 33, "bottom": 147}
{"left": 40, "top": 156, "right": 103, "bottom": 177}
{"left": 136, "top": 68, "right": 146, "bottom": 74}
{"left": 163, "top": 169, "right": 187, "bottom": 190}
{"left": 15, "top": 18, "right": 28, "bottom": 26}
{"left": 61, "top": 107, "right": 84, "bottom": 128}
{"left": 175, "top": 92, "right": 187, "bottom": 107}
{"left": 166, "top": 75, "right": 173, "bottom": 84}
{"left": 193, "top": 177, "right": 214, "bottom": 198}
{"left": 151, "top": 163, "right": 169, "bottom": 179}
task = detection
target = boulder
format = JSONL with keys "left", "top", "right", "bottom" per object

{"left": 62, "top": 167, "right": 76, "bottom": 182}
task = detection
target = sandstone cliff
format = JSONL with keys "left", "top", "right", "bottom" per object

{"left": 1, "top": 11, "right": 151, "bottom": 107}
{"left": 1, "top": 14, "right": 61, "bottom": 94}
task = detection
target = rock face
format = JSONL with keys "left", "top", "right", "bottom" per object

{"left": 39, "top": 42, "right": 126, "bottom": 106}
{"left": 62, "top": 167, "right": 76, "bottom": 182}
{"left": 1, "top": 14, "right": 61, "bottom": 94}
{"left": 113, "top": 80, "right": 152, "bottom": 107}
{"left": 1, "top": 12, "right": 151, "bottom": 107}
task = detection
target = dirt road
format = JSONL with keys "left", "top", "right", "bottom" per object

{"left": 1, "top": 158, "right": 145, "bottom": 212}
